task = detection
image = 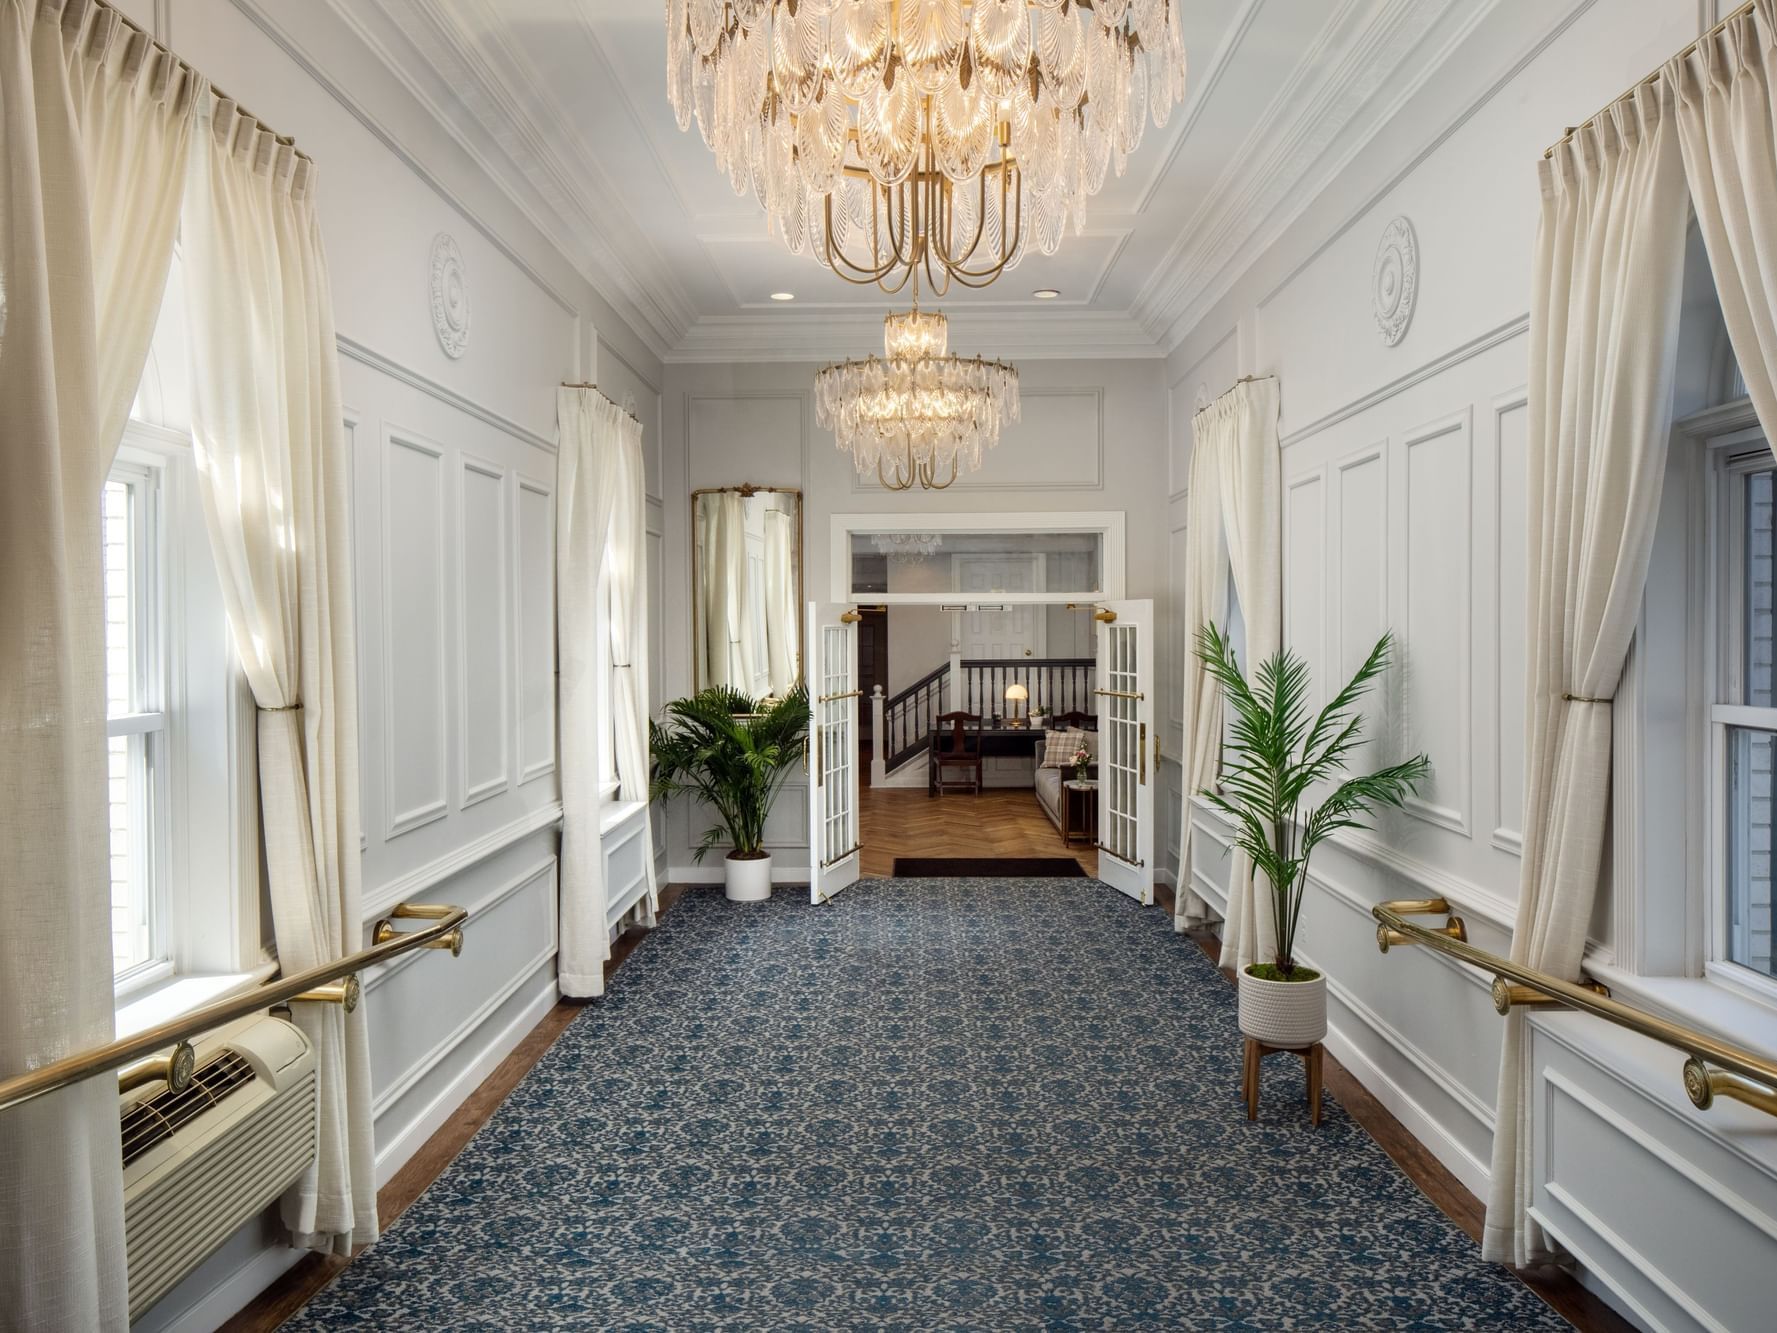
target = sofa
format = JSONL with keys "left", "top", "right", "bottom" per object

{"left": 1033, "top": 722, "right": 1097, "bottom": 833}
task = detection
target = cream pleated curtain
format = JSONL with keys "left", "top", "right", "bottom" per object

{"left": 0, "top": 3, "right": 196, "bottom": 1327}
{"left": 722, "top": 493, "right": 757, "bottom": 690}
{"left": 764, "top": 507, "right": 798, "bottom": 696}
{"left": 558, "top": 388, "right": 625, "bottom": 997}
{"left": 605, "top": 404, "right": 658, "bottom": 914}
{"left": 182, "top": 94, "right": 377, "bottom": 1255}
{"left": 1172, "top": 420, "right": 1230, "bottom": 933}
{"left": 1671, "top": 0, "right": 1777, "bottom": 450}
{"left": 1483, "top": 84, "right": 1690, "bottom": 1266}
{"left": 1173, "top": 378, "right": 1282, "bottom": 974}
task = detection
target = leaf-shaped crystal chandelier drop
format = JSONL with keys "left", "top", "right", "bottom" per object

{"left": 664, "top": 0, "right": 1188, "bottom": 295}
{"left": 815, "top": 304, "right": 1019, "bottom": 489}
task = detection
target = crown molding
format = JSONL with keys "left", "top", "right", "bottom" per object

{"left": 666, "top": 310, "right": 1166, "bottom": 365}
{"left": 1133, "top": 0, "right": 1464, "bottom": 347}
{"left": 320, "top": 0, "right": 692, "bottom": 355}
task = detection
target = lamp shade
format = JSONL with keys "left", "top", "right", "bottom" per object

{"left": 1004, "top": 683, "right": 1029, "bottom": 703}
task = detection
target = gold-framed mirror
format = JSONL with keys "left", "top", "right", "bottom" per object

{"left": 691, "top": 485, "right": 804, "bottom": 695}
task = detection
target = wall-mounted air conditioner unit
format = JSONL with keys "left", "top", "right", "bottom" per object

{"left": 121, "top": 1014, "right": 317, "bottom": 1321}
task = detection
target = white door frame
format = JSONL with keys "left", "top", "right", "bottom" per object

{"left": 829, "top": 511, "right": 1126, "bottom": 603}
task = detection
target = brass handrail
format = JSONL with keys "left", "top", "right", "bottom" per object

{"left": 1373, "top": 899, "right": 1777, "bottom": 1119}
{"left": 0, "top": 902, "right": 468, "bottom": 1116}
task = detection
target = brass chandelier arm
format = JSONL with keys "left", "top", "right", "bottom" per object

{"left": 0, "top": 902, "right": 470, "bottom": 1115}
{"left": 1371, "top": 899, "right": 1777, "bottom": 1121}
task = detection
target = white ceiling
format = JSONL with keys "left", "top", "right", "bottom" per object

{"left": 332, "top": 0, "right": 1494, "bottom": 361}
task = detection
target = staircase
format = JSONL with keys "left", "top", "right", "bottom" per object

{"left": 872, "top": 655, "right": 1097, "bottom": 786}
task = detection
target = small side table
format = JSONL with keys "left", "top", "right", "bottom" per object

{"left": 1062, "top": 780, "right": 1098, "bottom": 847}
{"left": 1242, "top": 1038, "right": 1323, "bottom": 1126}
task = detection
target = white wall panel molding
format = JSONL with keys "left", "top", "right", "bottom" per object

{"left": 1400, "top": 408, "right": 1475, "bottom": 839}
{"left": 380, "top": 424, "right": 450, "bottom": 840}
{"left": 848, "top": 388, "right": 1105, "bottom": 494}
{"left": 1279, "top": 314, "right": 1528, "bottom": 449}
{"left": 1489, "top": 389, "right": 1529, "bottom": 855}
{"left": 339, "top": 335, "right": 555, "bottom": 454}
{"left": 363, "top": 801, "right": 562, "bottom": 922}
{"left": 369, "top": 856, "right": 559, "bottom": 1173}
{"left": 1533, "top": 1057, "right": 1777, "bottom": 1333}
{"left": 515, "top": 472, "right": 557, "bottom": 786}
{"left": 372, "top": 975, "right": 556, "bottom": 1190}
{"left": 458, "top": 453, "right": 513, "bottom": 810}
{"left": 1285, "top": 469, "right": 1328, "bottom": 704}
{"left": 1332, "top": 442, "right": 1389, "bottom": 687}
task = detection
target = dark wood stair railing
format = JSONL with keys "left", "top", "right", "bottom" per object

{"left": 879, "top": 657, "right": 1100, "bottom": 776}
{"left": 881, "top": 663, "right": 949, "bottom": 770}
{"left": 962, "top": 658, "right": 1096, "bottom": 721}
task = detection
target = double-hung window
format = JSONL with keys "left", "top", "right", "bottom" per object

{"left": 104, "top": 459, "right": 170, "bottom": 989}
{"left": 1713, "top": 443, "right": 1777, "bottom": 986}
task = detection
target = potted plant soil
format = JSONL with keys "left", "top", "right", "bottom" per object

{"left": 650, "top": 684, "right": 810, "bottom": 903}
{"left": 1196, "top": 624, "right": 1430, "bottom": 1048}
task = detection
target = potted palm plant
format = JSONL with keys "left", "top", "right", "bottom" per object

{"left": 650, "top": 684, "right": 810, "bottom": 902}
{"left": 1197, "top": 623, "right": 1430, "bottom": 1047}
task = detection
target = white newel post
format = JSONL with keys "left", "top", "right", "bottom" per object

{"left": 948, "top": 649, "right": 964, "bottom": 714}
{"left": 871, "top": 685, "right": 887, "bottom": 786}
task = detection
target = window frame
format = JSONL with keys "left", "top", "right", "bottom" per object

{"left": 109, "top": 418, "right": 263, "bottom": 1010}
{"left": 105, "top": 454, "right": 174, "bottom": 997}
{"left": 1706, "top": 432, "right": 1777, "bottom": 1006}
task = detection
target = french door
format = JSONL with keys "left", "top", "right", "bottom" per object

{"left": 1094, "top": 599, "right": 1154, "bottom": 904}
{"left": 807, "top": 601, "right": 862, "bottom": 903}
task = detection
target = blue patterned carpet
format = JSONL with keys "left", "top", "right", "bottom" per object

{"left": 288, "top": 879, "right": 1563, "bottom": 1330}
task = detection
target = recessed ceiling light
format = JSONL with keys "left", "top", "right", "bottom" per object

{"left": 770, "top": 291, "right": 796, "bottom": 301}
{"left": 1032, "top": 288, "right": 1060, "bottom": 300}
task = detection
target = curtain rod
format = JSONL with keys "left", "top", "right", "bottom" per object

{"left": 91, "top": 0, "right": 313, "bottom": 164}
{"left": 560, "top": 381, "right": 643, "bottom": 427}
{"left": 1542, "top": 0, "right": 1755, "bottom": 160}
{"left": 1197, "top": 373, "right": 1277, "bottom": 412}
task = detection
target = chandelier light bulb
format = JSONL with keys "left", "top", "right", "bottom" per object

{"left": 663, "top": 0, "right": 1188, "bottom": 295}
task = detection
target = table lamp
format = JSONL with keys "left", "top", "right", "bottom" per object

{"left": 1004, "top": 682, "right": 1029, "bottom": 728}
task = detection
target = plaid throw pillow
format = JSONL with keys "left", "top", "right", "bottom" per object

{"left": 1041, "top": 728, "right": 1087, "bottom": 769}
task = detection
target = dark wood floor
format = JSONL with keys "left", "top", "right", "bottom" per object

{"left": 225, "top": 880, "right": 1627, "bottom": 1333}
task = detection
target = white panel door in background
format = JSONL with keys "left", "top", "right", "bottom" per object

{"left": 808, "top": 601, "right": 862, "bottom": 903}
{"left": 1095, "top": 599, "right": 1154, "bottom": 904}
{"left": 956, "top": 554, "right": 1043, "bottom": 659}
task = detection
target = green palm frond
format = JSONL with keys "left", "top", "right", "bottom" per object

{"left": 650, "top": 683, "right": 811, "bottom": 860}
{"left": 1195, "top": 623, "right": 1430, "bottom": 976}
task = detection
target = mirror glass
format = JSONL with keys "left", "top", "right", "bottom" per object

{"left": 693, "top": 488, "right": 802, "bottom": 695}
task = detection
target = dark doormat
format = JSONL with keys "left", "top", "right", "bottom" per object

{"left": 893, "top": 856, "right": 1086, "bottom": 878}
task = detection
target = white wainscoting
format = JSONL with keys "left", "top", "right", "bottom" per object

{"left": 381, "top": 424, "right": 450, "bottom": 839}
{"left": 1529, "top": 1014, "right": 1777, "bottom": 1333}
{"left": 459, "top": 453, "right": 513, "bottom": 809}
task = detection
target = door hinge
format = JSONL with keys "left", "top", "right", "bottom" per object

{"left": 1139, "top": 722, "right": 1147, "bottom": 785}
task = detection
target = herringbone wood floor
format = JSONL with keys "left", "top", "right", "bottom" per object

{"left": 858, "top": 786, "right": 1098, "bottom": 878}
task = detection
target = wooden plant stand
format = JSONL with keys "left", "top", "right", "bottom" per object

{"left": 1241, "top": 1037, "right": 1323, "bottom": 1126}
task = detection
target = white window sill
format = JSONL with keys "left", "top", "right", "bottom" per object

{"left": 114, "top": 962, "right": 278, "bottom": 1041}
{"left": 1582, "top": 959, "right": 1777, "bottom": 1066}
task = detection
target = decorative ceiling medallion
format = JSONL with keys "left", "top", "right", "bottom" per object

{"left": 429, "top": 233, "right": 471, "bottom": 359}
{"left": 1372, "top": 216, "right": 1417, "bottom": 347}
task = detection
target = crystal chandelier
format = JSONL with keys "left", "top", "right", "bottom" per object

{"left": 815, "top": 303, "right": 1019, "bottom": 490}
{"left": 663, "top": 0, "right": 1188, "bottom": 295}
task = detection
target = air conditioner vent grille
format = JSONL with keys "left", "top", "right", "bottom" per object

{"left": 120, "top": 1050, "right": 256, "bottom": 1167}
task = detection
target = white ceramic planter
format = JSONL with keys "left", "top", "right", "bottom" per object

{"left": 1237, "top": 965, "right": 1328, "bottom": 1047}
{"left": 724, "top": 851, "right": 773, "bottom": 903}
